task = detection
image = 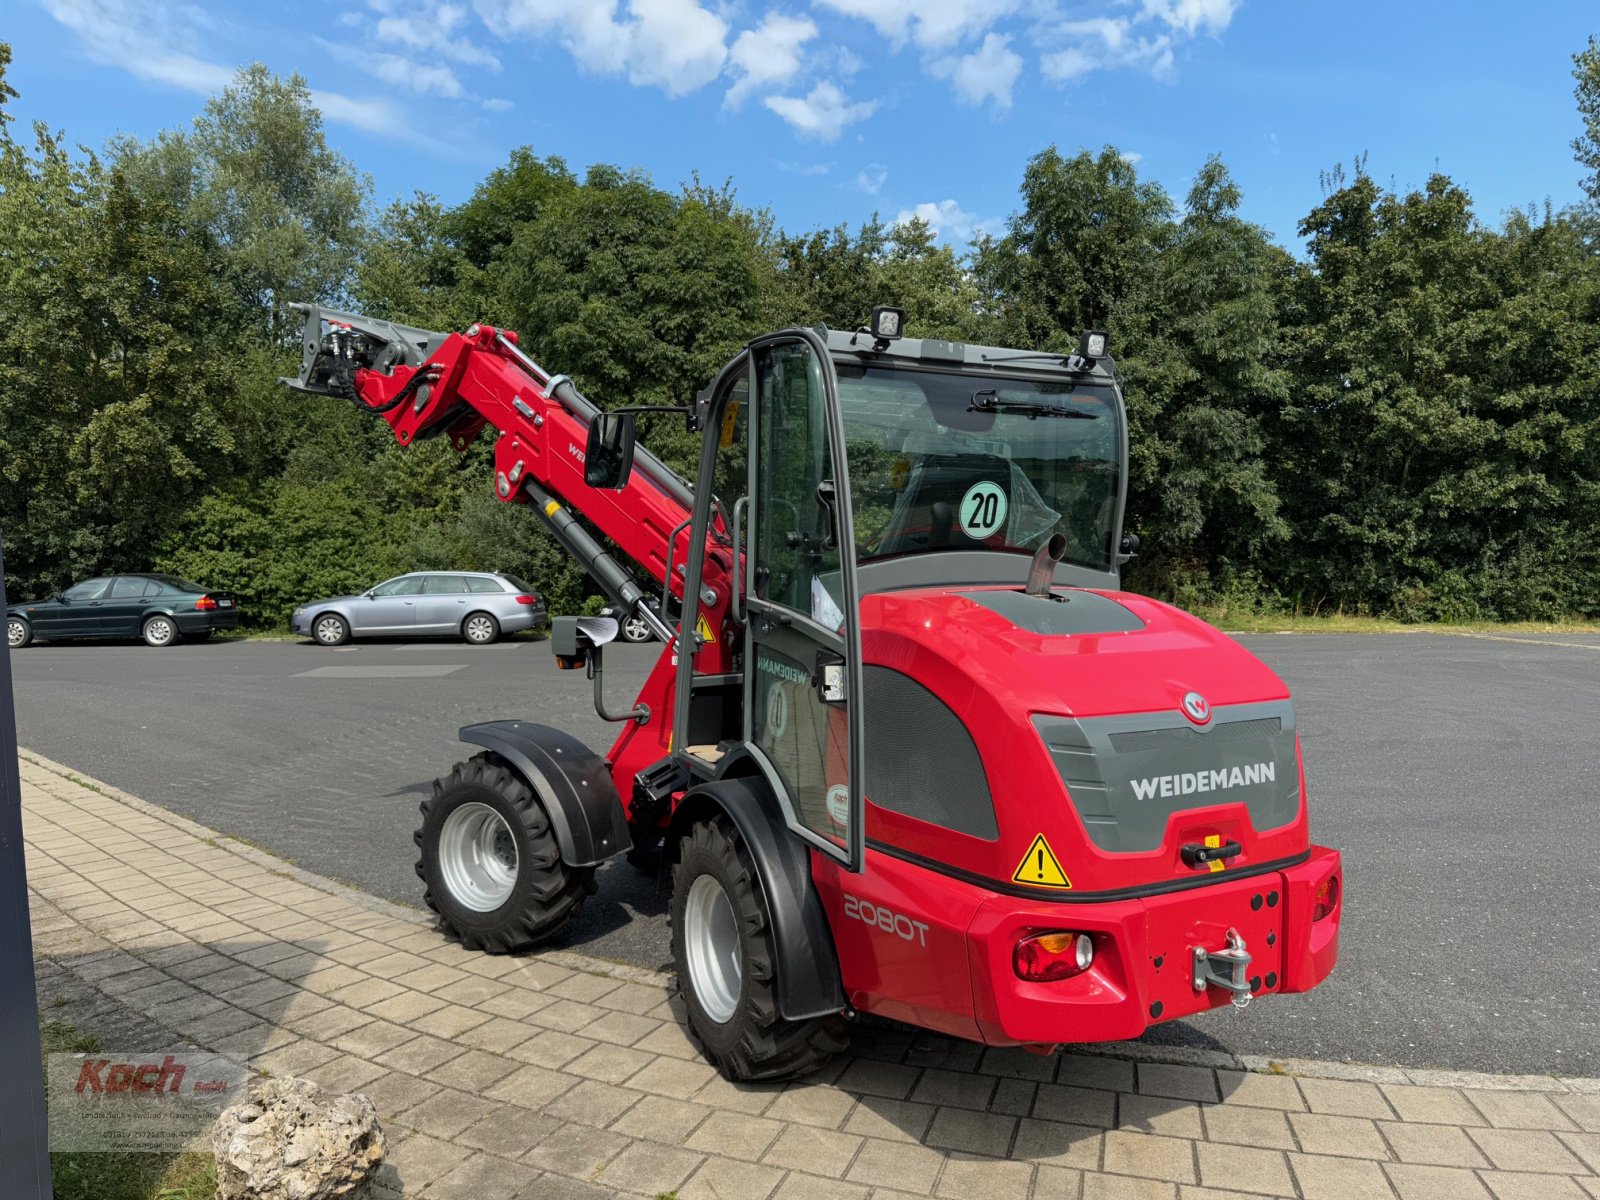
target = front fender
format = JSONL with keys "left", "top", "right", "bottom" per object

{"left": 460, "top": 721, "right": 629, "bottom": 868}
{"left": 669, "top": 777, "right": 846, "bottom": 1021}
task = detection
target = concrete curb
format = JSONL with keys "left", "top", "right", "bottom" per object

{"left": 22, "top": 747, "right": 1600, "bottom": 1096}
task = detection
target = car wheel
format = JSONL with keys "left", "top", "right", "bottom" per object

{"left": 462, "top": 612, "right": 500, "bottom": 645}
{"left": 6, "top": 617, "right": 31, "bottom": 649}
{"left": 622, "top": 613, "right": 652, "bottom": 643}
{"left": 313, "top": 613, "right": 350, "bottom": 646}
{"left": 141, "top": 615, "right": 179, "bottom": 647}
{"left": 670, "top": 815, "right": 847, "bottom": 1081}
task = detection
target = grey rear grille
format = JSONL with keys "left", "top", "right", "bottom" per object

{"left": 1034, "top": 701, "right": 1298, "bottom": 852}
{"left": 1109, "top": 717, "right": 1282, "bottom": 755}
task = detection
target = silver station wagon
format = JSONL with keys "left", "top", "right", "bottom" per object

{"left": 291, "top": 572, "right": 547, "bottom": 646}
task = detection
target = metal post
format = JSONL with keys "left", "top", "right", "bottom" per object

{"left": 0, "top": 533, "right": 53, "bottom": 1198}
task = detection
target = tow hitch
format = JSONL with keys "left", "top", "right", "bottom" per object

{"left": 1193, "top": 928, "right": 1252, "bottom": 1009}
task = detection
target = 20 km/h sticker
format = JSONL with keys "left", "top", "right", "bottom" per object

{"left": 1013, "top": 834, "right": 1071, "bottom": 889}
{"left": 960, "top": 481, "right": 1008, "bottom": 540}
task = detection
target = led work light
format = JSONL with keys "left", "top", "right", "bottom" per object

{"left": 870, "top": 306, "right": 905, "bottom": 341}
{"left": 1079, "top": 330, "right": 1109, "bottom": 360}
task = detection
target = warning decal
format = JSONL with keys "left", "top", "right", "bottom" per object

{"left": 695, "top": 613, "right": 717, "bottom": 644}
{"left": 1012, "top": 834, "right": 1072, "bottom": 889}
{"left": 1204, "top": 833, "right": 1225, "bottom": 873}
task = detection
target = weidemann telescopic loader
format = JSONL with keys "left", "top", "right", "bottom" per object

{"left": 284, "top": 303, "right": 1342, "bottom": 1081}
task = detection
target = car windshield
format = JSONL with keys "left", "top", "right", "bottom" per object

{"left": 837, "top": 365, "right": 1122, "bottom": 572}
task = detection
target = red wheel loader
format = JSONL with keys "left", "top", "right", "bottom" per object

{"left": 284, "top": 304, "right": 1342, "bottom": 1081}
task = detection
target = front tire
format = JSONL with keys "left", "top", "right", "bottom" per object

{"left": 313, "top": 613, "right": 350, "bottom": 646}
{"left": 7, "top": 617, "right": 31, "bottom": 649}
{"left": 415, "top": 753, "right": 593, "bottom": 952}
{"left": 142, "top": 615, "right": 178, "bottom": 647}
{"left": 669, "top": 816, "right": 847, "bottom": 1081}
{"left": 462, "top": 611, "right": 500, "bottom": 645}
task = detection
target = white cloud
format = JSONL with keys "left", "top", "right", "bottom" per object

{"left": 367, "top": 1, "right": 502, "bottom": 68}
{"left": 777, "top": 160, "right": 834, "bottom": 176}
{"left": 1041, "top": 0, "right": 1238, "bottom": 86}
{"left": 319, "top": 39, "right": 467, "bottom": 98}
{"left": 1119, "top": 150, "right": 1143, "bottom": 165}
{"left": 482, "top": 97, "right": 515, "bottom": 111}
{"left": 1144, "top": 0, "right": 1239, "bottom": 37}
{"left": 856, "top": 163, "right": 887, "bottom": 194}
{"left": 815, "top": 0, "right": 1014, "bottom": 49}
{"left": 480, "top": 0, "right": 728, "bottom": 96}
{"left": 895, "top": 199, "right": 995, "bottom": 243}
{"left": 726, "top": 12, "right": 817, "bottom": 108}
{"left": 46, "top": 0, "right": 233, "bottom": 92}
{"left": 764, "top": 80, "right": 876, "bottom": 141}
{"left": 934, "top": 32, "right": 1022, "bottom": 108}
{"left": 45, "top": 0, "right": 407, "bottom": 134}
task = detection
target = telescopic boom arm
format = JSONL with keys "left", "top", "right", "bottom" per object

{"left": 280, "top": 303, "right": 732, "bottom": 652}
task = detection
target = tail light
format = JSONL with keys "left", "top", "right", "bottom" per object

{"left": 1014, "top": 932, "right": 1094, "bottom": 982}
{"left": 1312, "top": 874, "right": 1340, "bottom": 922}
{"left": 514, "top": 594, "right": 539, "bottom": 605}
{"left": 195, "top": 596, "right": 218, "bottom": 611}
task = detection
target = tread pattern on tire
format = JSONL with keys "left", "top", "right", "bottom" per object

{"left": 670, "top": 815, "right": 847, "bottom": 1081}
{"left": 415, "top": 752, "right": 594, "bottom": 953}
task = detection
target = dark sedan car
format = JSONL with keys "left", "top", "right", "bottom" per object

{"left": 6, "top": 574, "right": 239, "bottom": 648}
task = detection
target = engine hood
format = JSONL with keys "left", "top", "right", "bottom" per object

{"left": 863, "top": 585, "right": 1289, "bottom": 720}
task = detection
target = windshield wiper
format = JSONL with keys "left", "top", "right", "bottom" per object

{"left": 968, "top": 390, "right": 1100, "bottom": 420}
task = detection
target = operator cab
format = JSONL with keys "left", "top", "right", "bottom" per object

{"left": 588, "top": 311, "right": 1134, "bottom": 875}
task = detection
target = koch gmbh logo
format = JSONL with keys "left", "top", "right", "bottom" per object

{"left": 1182, "top": 691, "right": 1212, "bottom": 724}
{"left": 49, "top": 1050, "right": 244, "bottom": 1152}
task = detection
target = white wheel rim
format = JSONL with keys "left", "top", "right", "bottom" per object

{"left": 625, "top": 617, "right": 649, "bottom": 641}
{"left": 437, "top": 802, "right": 519, "bottom": 912}
{"left": 466, "top": 616, "right": 494, "bottom": 642}
{"left": 7, "top": 619, "right": 24, "bottom": 648}
{"left": 146, "top": 619, "right": 173, "bottom": 645}
{"left": 684, "top": 874, "right": 742, "bottom": 1024}
{"left": 315, "top": 617, "right": 344, "bottom": 644}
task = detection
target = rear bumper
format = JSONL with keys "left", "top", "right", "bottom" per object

{"left": 175, "top": 610, "right": 240, "bottom": 633}
{"left": 967, "top": 845, "right": 1342, "bottom": 1046}
{"left": 498, "top": 605, "right": 547, "bottom": 633}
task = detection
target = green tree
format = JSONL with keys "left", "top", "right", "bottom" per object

{"left": 1574, "top": 35, "right": 1600, "bottom": 206}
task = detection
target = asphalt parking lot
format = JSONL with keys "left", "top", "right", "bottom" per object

{"left": 9, "top": 629, "right": 1599, "bottom": 1076}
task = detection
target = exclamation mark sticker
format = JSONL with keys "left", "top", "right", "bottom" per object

{"left": 1013, "top": 834, "right": 1071, "bottom": 889}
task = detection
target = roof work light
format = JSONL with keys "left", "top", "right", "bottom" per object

{"left": 870, "top": 306, "right": 905, "bottom": 342}
{"left": 1079, "top": 330, "right": 1109, "bottom": 361}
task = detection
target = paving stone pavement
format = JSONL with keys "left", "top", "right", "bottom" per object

{"left": 20, "top": 750, "right": 1600, "bottom": 1200}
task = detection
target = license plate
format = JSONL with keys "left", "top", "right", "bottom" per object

{"left": 218, "top": 600, "right": 233, "bottom": 607}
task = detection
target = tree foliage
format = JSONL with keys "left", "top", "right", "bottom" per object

{"left": 3, "top": 42, "right": 1600, "bottom": 627}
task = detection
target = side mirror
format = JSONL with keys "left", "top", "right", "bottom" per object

{"left": 585, "top": 413, "right": 636, "bottom": 490}
{"left": 1119, "top": 532, "right": 1141, "bottom": 558}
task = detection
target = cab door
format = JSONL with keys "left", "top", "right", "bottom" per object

{"left": 742, "top": 334, "right": 866, "bottom": 871}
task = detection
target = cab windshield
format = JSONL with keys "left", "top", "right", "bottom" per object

{"left": 837, "top": 364, "right": 1122, "bottom": 573}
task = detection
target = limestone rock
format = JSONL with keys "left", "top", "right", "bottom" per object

{"left": 212, "top": 1076, "right": 385, "bottom": 1200}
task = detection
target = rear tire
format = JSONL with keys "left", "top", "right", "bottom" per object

{"left": 462, "top": 611, "right": 500, "bottom": 645}
{"left": 7, "top": 617, "right": 31, "bottom": 649}
{"left": 669, "top": 816, "right": 847, "bottom": 1081}
{"left": 415, "top": 753, "right": 593, "bottom": 952}
{"left": 141, "top": 615, "right": 178, "bottom": 647}
{"left": 313, "top": 613, "right": 350, "bottom": 646}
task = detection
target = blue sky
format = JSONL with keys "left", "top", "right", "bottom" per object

{"left": 6, "top": 1, "right": 1597, "bottom": 252}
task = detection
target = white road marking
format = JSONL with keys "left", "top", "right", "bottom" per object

{"left": 1426, "top": 631, "right": 1600, "bottom": 651}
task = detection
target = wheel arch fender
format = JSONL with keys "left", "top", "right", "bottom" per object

{"left": 668, "top": 776, "right": 846, "bottom": 1021}
{"left": 459, "top": 721, "right": 629, "bottom": 869}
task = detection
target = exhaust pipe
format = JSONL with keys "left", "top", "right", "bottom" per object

{"left": 1024, "top": 533, "right": 1068, "bottom": 598}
